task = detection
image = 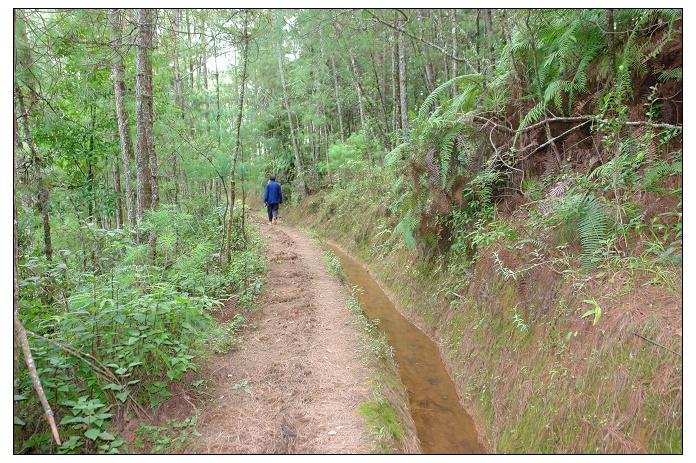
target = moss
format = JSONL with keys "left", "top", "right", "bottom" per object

{"left": 358, "top": 399, "right": 404, "bottom": 451}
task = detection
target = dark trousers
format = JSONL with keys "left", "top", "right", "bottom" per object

{"left": 267, "top": 203, "right": 279, "bottom": 221}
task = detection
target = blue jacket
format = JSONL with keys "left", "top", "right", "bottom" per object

{"left": 264, "top": 180, "right": 283, "bottom": 205}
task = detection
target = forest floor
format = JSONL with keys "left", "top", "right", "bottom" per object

{"left": 186, "top": 217, "right": 373, "bottom": 453}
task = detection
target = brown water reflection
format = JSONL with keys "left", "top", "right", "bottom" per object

{"left": 328, "top": 244, "right": 483, "bottom": 454}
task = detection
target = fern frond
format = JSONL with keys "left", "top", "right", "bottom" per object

{"left": 418, "top": 74, "right": 483, "bottom": 119}
{"left": 657, "top": 68, "right": 682, "bottom": 82}
{"left": 439, "top": 123, "right": 463, "bottom": 188}
{"left": 578, "top": 195, "right": 609, "bottom": 270}
{"left": 385, "top": 142, "right": 410, "bottom": 167}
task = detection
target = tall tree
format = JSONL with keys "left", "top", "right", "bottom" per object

{"left": 108, "top": 9, "right": 136, "bottom": 228}
{"left": 15, "top": 14, "right": 52, "bottom": 262}
{"left": 226, "top": 11, "right": 251, "bottom": 263}
{"left": 397, "top": 15, "right": 408, "bottom": 130}
{"left": 13, "top": 10, "right": 61, "bottom": 447}
{"left": 135, "top": 8, "right": 154, "bottom": 229}
{"left": 329, "top": 47, "right": 345, "bottom": 141}
{"left": 277, "top": 16, "right": 306, "bottom": 193}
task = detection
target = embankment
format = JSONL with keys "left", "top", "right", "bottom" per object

{"left": 285, "top": 189, "right": 682, "bottom": 454}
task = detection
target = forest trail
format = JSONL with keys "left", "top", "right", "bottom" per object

{"left": 193, "top": 218, "right": 372, "bottom": 453}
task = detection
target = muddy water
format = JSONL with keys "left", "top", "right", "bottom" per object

{"left": 328, "top": 244, "right": 483, "bottom": 454}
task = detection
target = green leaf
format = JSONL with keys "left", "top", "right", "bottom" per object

{"left": 14, "top": 416, "right": 26, "bottom": 426}
{"left": 60, "top": 415, "right": 82, "bottom": 425}
{"left": 84, "top": 428, "right": 101, "bottom": 441}
{"left": 99, "top": 432, "right": 116, "bottom": 441}
{"left": 115, "top": 391, "right": 129, "bottom": 403}
{"left": 580, "top": 299, "right": 603, "bottom": 325}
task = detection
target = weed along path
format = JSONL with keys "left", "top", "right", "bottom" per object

{"left": 327, "top": 244, "right": 484, "bottom": 454}
{"left": 194, "top": 219, "right": 372, "bottom": 453}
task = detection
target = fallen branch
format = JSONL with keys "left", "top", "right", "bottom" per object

{"left": 631, "top": 331, "right": 681, "bottom": 357}
{"left": 518, "top": 120, "right": 592, "bottom": 162}
{"left": 14, "top": 313, "right": 62, "bottom": 446}
{"left": 26, "top": 329, "right": 151, "bottom": 420}
{"left": 520, "top": 116, "right": 681, "bottom": 133}
{"left": 472, "top": 115, "right": 515, "bottom": 134}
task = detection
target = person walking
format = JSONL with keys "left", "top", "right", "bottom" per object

{"left": 263, "top": 175, "right": 283, "bottom": 224}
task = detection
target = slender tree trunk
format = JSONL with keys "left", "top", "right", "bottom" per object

{"left": 185, "top": 10, "right": 195, "bottom": 136}
{"left": 329, "top": 52, "right": 345, "bottom": 141}
{"left": 486, "top": 9, "right": 494, "bottom": 67}
{"left": 135, "top": 8, "right": 154, "bottom": 231}
{"left": 88, "top": 105, "right": 96, "bottom": 223}
{"left": 347, "top": 49, "right": 367, "bottom": 129}
{"left": 607, "top": 9, "right": 616, "bottom": 82}
{"left": 200, "top": 15, "right": 210, "bottom": 134}
{"left": 112, "top": 158, "right": 124, "bottom": 229}
{"left": 171, "top": 9, "right": 186, "bottom": 205}
{"left": 391, "top": 29, "right": 399, "bottom": 133}
{"left": 278, "top": 26, "right": 306, "bottom": 194}
{"left": 416, "top": 9, "right": 436, "bottom": 92}
{"left": 14, "top": 12, "right": 61, "bottom": 442}
{"left": 16, "top": 87, "right": 52, "bottom": 262}
{"left": 397, "top": 15, "right": 408, "bottom": 130}
{"left": 369, "top": 50, "right": 390, "bottom": 146}
{"left": 450, "top": 9, "right": 458, "bottom": 96}
{"left": 186, "top": 10, "right": 194, "bottom": 90}
{"left": 108, "top": 9, "right": 136, "bottom": 228}
{"left": 226, "top": 13, "right": 250, "bottom": 263}
{"left": 213, "top": 32, "right": 222, "bottom": 146}
{"left": 15, "top": 16, "right": 52, "bottom": 262}
{"left": 476, "top": 10, "right": 481, "bottom": 73}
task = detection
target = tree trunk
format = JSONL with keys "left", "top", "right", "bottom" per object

{"left": 186, "top": 10, "right": 194, "bottom": 90}
{"left": 112, "top": 158, "right": 124, "bottom": 229}
{"left": 450, "top": 9, "right": 458, "bottom": 96}
{"left": 329, "top": 52, "right": 345, "bottom": 141}
{"left": 476, "top": 10, "right": 481, "bottom": 73}
{"left": 278, "top": 25, "right": 306, "bottom": 194}
{"left": 369, "top": 50, "right": 390, "bottom": 146}
{"left": 135, "top": 8, "right": 154, "bottom": 230}
{"left": 16, "top": 87, "right": 52, "bottom": 262}
{"left": 397, "top": 15, "right": 408, "bottom": 131}
{"left": 391, "top": 31, "right": 399, "bottom": 134}
{"left": 607, "top": 9, "right": 616, "bottom": 82}
{"left": 200, "top": 15, "right": 211, "bottom": 134}
{"left": 213, "top": 32, "right": 222, "bottom": 146}
{"left": 486, "top": 9, "right": 494, "bottom": 64}
{"left": 225, "top": 13, "right": 250, "bottom": 263}
{"left": 108, "top": 9, "right": 136, "bottom": 229}
{"left": 416, "top": 9, "right": 436, "bottom": 92}
{"left": 347, "top": 49, "right": 367, "bottom": 129}
{"left": 14, "top": 12, "right": 61, "bottom": 442}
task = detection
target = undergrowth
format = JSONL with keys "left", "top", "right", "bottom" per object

{"left": 14, "top": 201, "right": 267, "bottom": 454}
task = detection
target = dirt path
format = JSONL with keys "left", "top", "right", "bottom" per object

{"left": 194, "top": 219, "right": 372, "bottom": 453}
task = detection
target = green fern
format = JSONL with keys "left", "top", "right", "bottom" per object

{"left": 385, "top": 142, "right": 410, "bottom": 167}
{"left": 657, "top": 68, "right": 682, "bottom": 82}
{"left": 438, "top": 123, "right": 463, "bottom": 188}
{"left": 418, "top": 74, "right": 483, "bottom": 120}
{"left": 578, "top": 195, "right": 609, "bottom": 270}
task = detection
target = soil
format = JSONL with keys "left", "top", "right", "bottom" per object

{"left": 190, "top": 218, "right": 373, "bottom": 453}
